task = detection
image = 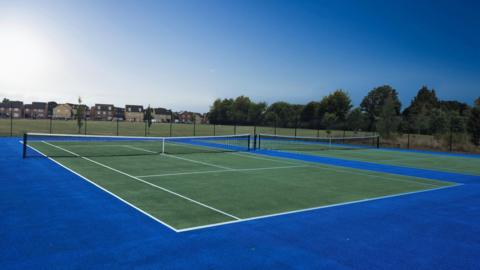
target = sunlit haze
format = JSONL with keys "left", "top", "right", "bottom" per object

{"left": 0, "top": 0, "right": 479, "bottom": 112}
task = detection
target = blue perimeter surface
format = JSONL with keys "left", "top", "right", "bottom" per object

{"left": 1, "top": 137, "right": 479, "bottom": 269}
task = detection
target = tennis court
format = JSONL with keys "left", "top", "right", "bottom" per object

{"left": 23, "top": 132, "right": 455, "bottom": 231}
{"left": 257, "top": 134, "right": 480, "bottom": 175}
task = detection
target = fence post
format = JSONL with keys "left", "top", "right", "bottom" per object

{"left": 193, "top": 115, "right": 196, "bottom": 136}
{"left": 49, "top": 116, "right": 53, "bottom": 134}
{"left": 170, "top": 112, "right": 173, "bottom": 137}
{"left": 274, "top": 117, "right": 277, "bottom": 135}
{"left": 234, "top": 123, "right": 237, "bottom": 135}
{"left": 213, "top": 124, "right": 216, "bottom": 136}
{"left": 254, "top": 125, "right": 257, "bottom": 136}
{"left": 407, "top": 133, "right": 410, "bottom": 149}
{"left": 449, "top": 126, "right": 453, "bottom": 152}
{"left": 294, "top": 118, "right": 298, "bottom": 137}
{"left": 84, "top": 116, "right": 87, "bottom": 135}
{"left": 116, "top": 118, "right": 119, "bottom": 136}
{"left": 144, "top": 120, "right": 147, "bottom": 136}
{"left": 10, "top": 103, "right": 13, "bottom": 136}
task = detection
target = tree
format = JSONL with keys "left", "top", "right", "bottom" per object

{"left": 360, "top": 85, "right": 401, "bottom": 131}
{"left": 2, "top": 98, "right": 10, "bottom": 103}
{"left": 429, "top": 108, "right": 449, "bottom": 135}
{"left": 321, "top": 112, "right": 337, "bottom": 132}
{"left": 319, "top": 89, "right": 352, "bottom": 128}
{"left": 76, "top": 97, "right": 84, "bottom": 133}
{"left": 346, "top": 108, "right": 367, "bottom": 131}
{"left": 145, "top": 106, "right": 153, "bottom": 128}
{"left": 376, "top": 94, "right": 400, "bottom": 138}
{"left": 264, "top": 102, "right": 302, "bottom": 128}
{"left": 300, "top": 102, "right": 320, "bottom": 128}
{"left": 467, "top": 98, "right": 480, "bottom": 146}
{"left": 449, "top": 111, "right": 467, "bottom": 133}
{"left": 247, "top": 102, "right": 267, "bottom": 125}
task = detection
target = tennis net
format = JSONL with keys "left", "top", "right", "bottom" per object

{"left": 23, "top": 132, "right": 251, "bottom": 158}
{"left": 256, "top": 133, "right": 379, "bottom": 152}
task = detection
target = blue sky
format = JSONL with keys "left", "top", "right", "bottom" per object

{"left": 0, "top": 0, "right": 478, "bottom": 112}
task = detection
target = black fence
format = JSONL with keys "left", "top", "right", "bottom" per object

{"left": 1, "top": 117, "right": 479, "bottom": 153}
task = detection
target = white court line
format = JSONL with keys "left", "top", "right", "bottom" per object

{"left": 136, "top": 165, "right": 308, "bottom": 178}
{"left": 23, "top": 142, "right": 180, "bottom": 233}
{"left": 23, "top": 141, "right": 460, "bottom": 233}
{"left": 41, "top": 141, "right": 241, "bottom": 221}
{"left": 176, "top": 184, "right": 461, "bottom": 232}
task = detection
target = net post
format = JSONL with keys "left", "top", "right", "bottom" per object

{"left": 22, "top": 133, "right": 27, "bottom": 159}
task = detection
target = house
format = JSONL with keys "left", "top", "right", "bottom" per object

{"left": 125, "top": 105, "right": 144, "bottom": 122}
{"left": 53, "top": 104, "right": 73, "bottom": 119}
{"left": 0, "top": 101, "right": 24, "bottom": 118}
{"left": 114, "top": 107, "right": 125, "bottom": 120}
{"left": 23, "top": 104, "right": 32, "bottom": 118}
{"left": 91, "top": 104, "right": 114, "bottom": 120}
{"left": 153, "top": 108, "right": 172, "bottom": 123}
{"left": 177, "top": 111, "right": 203, "bottom": 124}
{"left": 24, "top": 102, "right": 47, "bottom": 119}
{"left": 70, "top": 104, "right": 90, "bottom": 119}
{"left": 47, "top": 101, "right": 58, "bottom": 117}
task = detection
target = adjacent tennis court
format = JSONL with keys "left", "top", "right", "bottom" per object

{"left": 23, "top": 132, "right": 455, "bottom": 231}
{"left": 257, "top": 134, "right": 480, "bottom": 175}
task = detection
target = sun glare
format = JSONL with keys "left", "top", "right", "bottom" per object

{"left": 0, "top": 23, "right": 56, "bottom": 86}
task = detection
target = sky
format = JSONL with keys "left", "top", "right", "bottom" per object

{"left": 0, "top": 0, "right": 478, "bottom": 112}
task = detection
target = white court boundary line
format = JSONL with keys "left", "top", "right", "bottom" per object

{"left": 176, "top": 184, "right": 460, "bottom": 232}
{"left": 22, "top": 141, "right": 462, "bottom": 233}
{"left": 41, "top": 141, "right": 241, "bottom": 221}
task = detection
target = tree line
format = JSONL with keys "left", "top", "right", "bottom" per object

{"left": 208, "top": 85, "right": 480, "bottom": 146}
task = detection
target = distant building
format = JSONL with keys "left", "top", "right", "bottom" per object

{"left": 91, "top": 104, "right": 114, "bottom": 120}
{"left": 47, "top": 101, "right": 58, "bottom": 117}
{"left": 69, "top": 104, "right": 90, "bottom": 119}
{"left": 125, "top": 105, "right": 144, "bottom": 122}
{"left": 33, "top": 102, "right": 48, "bottom": 118}
{"left": 114, "top": 107, "right": 125, "bottom": 120}
{"left": 0, "top": 101, "right": 24, "bottom": 118}
{"left": 177, "top": 111, "right": 203, "bottom": 124}
{"left": 53, "top": 104, "right": 73, "bottom": 119}
{"left": 153, "top": 108, "right": 172, "bottom": 123}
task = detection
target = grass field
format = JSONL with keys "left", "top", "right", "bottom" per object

{"left": 26, "top": 137, "right": 454, "bottom": 231}
{"left": 0, "top": 118, "right": 372, "bottom": 137}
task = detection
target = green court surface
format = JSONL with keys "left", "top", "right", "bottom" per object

{"left": 279, "top": 148, "right": 480, "bottom": 176}
{"left": 27, "top": 140, "right": 454, "bottom": 231}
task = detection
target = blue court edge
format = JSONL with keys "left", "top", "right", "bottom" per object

{"left": 1, "top": 137, "right": 479, "bottom": 269}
